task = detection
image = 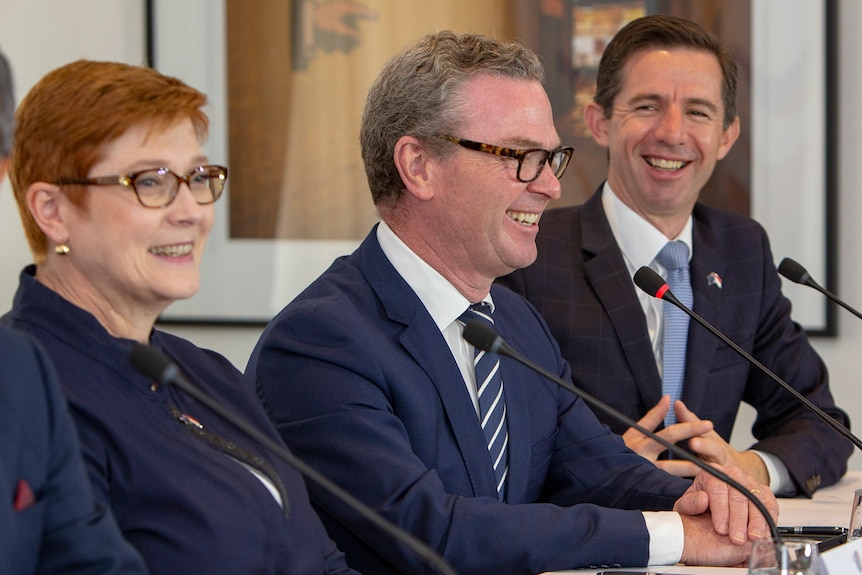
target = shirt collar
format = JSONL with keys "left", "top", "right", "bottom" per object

{"left": 10, "top": 265, "right": 162, "bottom": 393}
{"left": 376, "top": 221, "right": 494, "bottom": 330}
{"left": 601, "top": 181, "right": 693, "bottom": 270}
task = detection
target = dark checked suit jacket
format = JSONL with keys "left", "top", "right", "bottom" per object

{"left": 0, "top": 326, "right": 146, "bottom": 574}
{"left": 499, "top": 187, "right": 852, "bottom": 497}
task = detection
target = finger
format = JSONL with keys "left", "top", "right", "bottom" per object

{"left": 673, "top": 399, "right": 702, "bottom": 423}
{"left": 688, "top": 433, "right": 731, "bottom": 464}
{"left": 673, "top": 490, "right": 709, "bottom": 515}
{"left": 656, "top": 458, "right": 702, "bottom": 478}
{"left": 744, "top": 487, "right": 768, "bottom": 540}
{"left": 657, "top": 420, "right": 714, "bottom": 445}
{"left": 636, "top": 395, "right": 671, "bottom": 431}
{"left": 621, "top": 397, "right": 673, "bottom": 460}
{"left": 622, "top": 429, "right": 673, "bottom": 461}
{"left": 693, "top": 470, "right": 731, "bottom": 536}
{"left": 743, "top": 484, "right": 778, "bottom": 541}
{"left": 718, "top": 466, "right": 751, "bottom": 544}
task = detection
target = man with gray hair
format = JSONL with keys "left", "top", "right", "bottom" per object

{"left": 0, "top": 48, "right": 147, "bottom": 574}
{"left": 247, "top": 30, "right": 777, "bottom": 574}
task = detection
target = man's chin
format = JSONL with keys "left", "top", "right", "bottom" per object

{"left": 502, "top": 252, "right": 538, "bottom": 275}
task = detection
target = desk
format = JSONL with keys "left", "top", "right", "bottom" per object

{"left": 543, "top": 470, "right": 862, "bottom": 574}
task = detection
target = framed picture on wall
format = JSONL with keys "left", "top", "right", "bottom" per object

{"left": 148, "top": 0, "right": 836, "bottom": 334}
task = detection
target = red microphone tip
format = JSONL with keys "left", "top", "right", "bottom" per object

{"left": 656, "top": 284, "right": 670, "bottom": 300}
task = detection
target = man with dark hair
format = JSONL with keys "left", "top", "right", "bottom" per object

{"left": 248, "top": 30, "right": 777, "bottom": 574}
{"left": 0, "top": 49, "right": 148, "bottom": 575}
{"left": 499, "top": 14, "right": 850, "bottom": 497}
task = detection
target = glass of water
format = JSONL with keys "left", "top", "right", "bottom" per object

{"left": 748, "top": 539, "right": 820, "bottom": 575}
{"left": 850, "top": 488, "right": 862, "bottom": 540}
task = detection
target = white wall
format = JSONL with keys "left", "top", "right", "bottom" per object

{"left": 0, "top": 0, "right": 266, "bottom": 369}
{"left": 813, "top": 0, "right": 862, "bottom": 471}
{"left": 1, "top": 0, "right": 860, "bottom": 468}
{"left": 727, "top": 0, "right": 862, "bottom": 474}
{"left": 0, "top": 0, "right": 145, "bottom": 303}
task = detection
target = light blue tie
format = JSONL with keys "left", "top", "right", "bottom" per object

{"left": 655, "top": 241, "right": 693, "bottom": 427}
{"left": 459, "top": 303, "right": 509, "bottom": 500}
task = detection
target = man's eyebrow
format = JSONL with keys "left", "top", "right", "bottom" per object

{"left": 624, "top": 92, "right": 663, "bottom": 105}
{"left": 625, "top": 92, "right": 720, "bottom": 114}
{"left": 505, "top": 136, "right": 563, "bottom": 149}
{"left": 684, "top": 96, "right": 720, "bottom": 114}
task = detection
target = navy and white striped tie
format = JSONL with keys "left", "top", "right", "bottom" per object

{"left": 459, "top": 303, "right": 509, "bottom": 500}
{"left": 656, "top": 241, "right": 693, "bottom": 427}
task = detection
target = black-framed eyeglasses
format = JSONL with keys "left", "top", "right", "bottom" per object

{"left": 440, "top": 135, "right": 573, "bottom": 182}
{"left": 56, "top": 164, "right": 228, "bottom": 209}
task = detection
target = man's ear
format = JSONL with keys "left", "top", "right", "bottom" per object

{"left": 393, "top": 135, "right": 435, "bottom": 201}
{"left": 27, "top": 181, "right": 69, "bottom": 243}
{"left": 717, "top": 116, "right": 741, "bottom": 160}
{"left": 584, "top": 101, "right": 611, "bottom": 148}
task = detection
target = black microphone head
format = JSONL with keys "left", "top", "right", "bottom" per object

{"left": 463, "top": 320, "right": 504, "bottom": 355}
{"left": 777, "top": 257, "right": 812, "bottom": 286}
{"left": 633, "top": 266, "right": 668, "bottom": 298}
{"left": 129, "top": 343, "right": 173, "bottom": 382}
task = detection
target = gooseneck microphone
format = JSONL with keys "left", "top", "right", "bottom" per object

{"left": 129, "top": 344, "right": 457, "bottom": 575}
{"left": 633, "top": 265, "right": 862, "bottom": 453}
{"left": 461, "top": 321, "right": 781, "bottom": 541}
{"left": 778, "top": 257, "right": 862, "bottom": 321}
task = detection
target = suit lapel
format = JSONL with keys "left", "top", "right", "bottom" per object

{"left": 580, "top": 191, "right": 664, "bottom": 409}
{"left": 357, "top": 230, "right": 500, "bottom": 498}
{"left": 682, "top": 210, "right": 725, "bottom": 413}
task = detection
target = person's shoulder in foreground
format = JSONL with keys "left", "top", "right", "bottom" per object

{"left": 0, "top": 326, "right": 148, "bottom": 575}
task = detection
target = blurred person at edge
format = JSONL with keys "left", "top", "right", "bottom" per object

{"left": 0, "top": 48, "right": 148, "bottom": 575}
{"left": 2, "top": 59, "right": 359, "bottom": 575}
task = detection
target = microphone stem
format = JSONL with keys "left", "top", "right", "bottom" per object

{"left": 498, "top": 344, "right": 781, "bottom": 542}
{"left": 163, "top": 372, "right": 458, "bottom": 575}
{"left": 811, "top": 284, "right": 862, "bottom": 321}
{"left": 671, "top": 299, "right": 862, "bottom": 452}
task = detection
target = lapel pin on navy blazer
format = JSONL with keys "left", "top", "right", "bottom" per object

{"left": 707, "top": 271, "right": 723, "bottom": 289}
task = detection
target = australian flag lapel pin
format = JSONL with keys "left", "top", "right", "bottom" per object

{"left": 707, "top": 272, "right": 723, "bottom": 289}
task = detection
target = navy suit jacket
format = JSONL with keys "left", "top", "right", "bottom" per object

{"left": 3, "top": 268, "right": 357, "bottom": 575}
{"left": 499, "top": 188, "right": 851, "bottom": 496}
{"left": 247, "top": 226, "right": 691, "bottom": 575}
{"left": 0, "top": 326, "right": 146, "bottom": 574}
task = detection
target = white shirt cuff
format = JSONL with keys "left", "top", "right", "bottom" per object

{"left": 753, "top": 449, "right": 795, "bottom": 496}
{"left": 644, "top": 511, "right": 684, "bottom": 565}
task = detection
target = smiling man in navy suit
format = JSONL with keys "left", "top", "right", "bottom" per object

{"left": 0, "top": 49, "right": 146, "bottom": 575}
{"left": 499, "top": 14, "right": 851, "bottom": 497}
{"left": 247, "top": 30, "right": 778, "bottom": 575}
